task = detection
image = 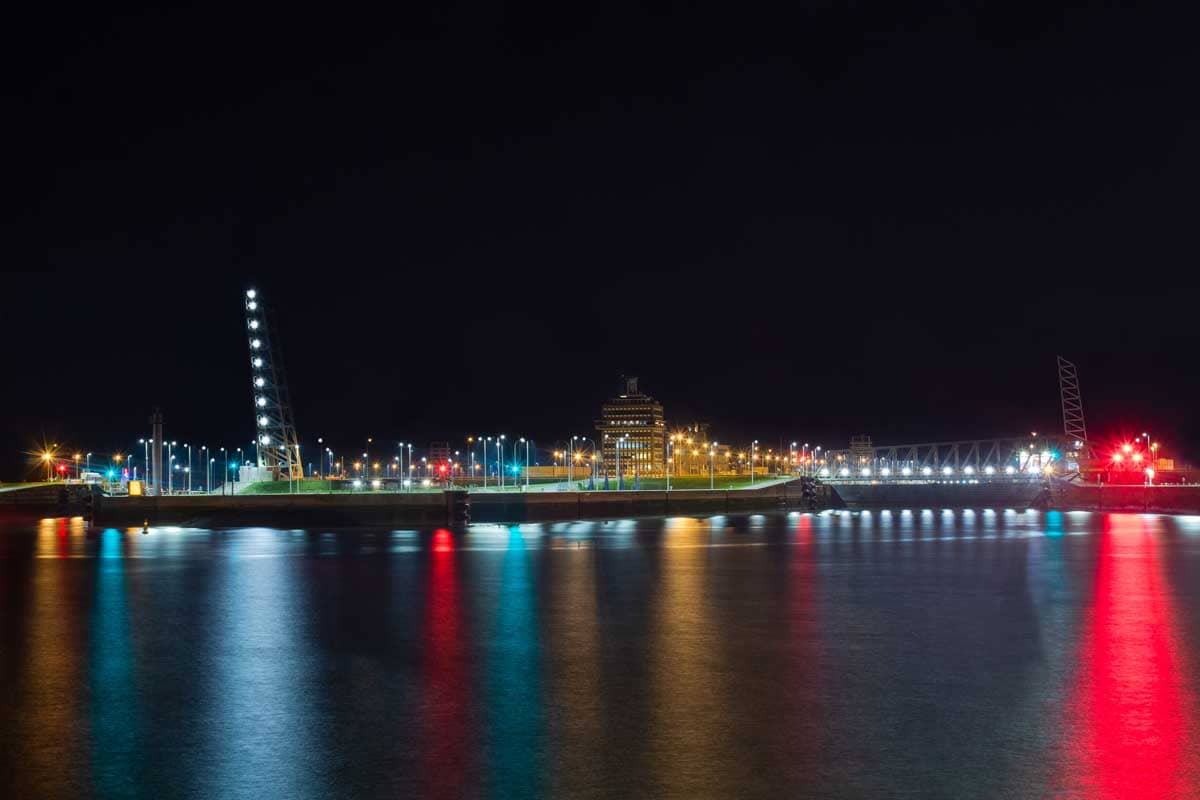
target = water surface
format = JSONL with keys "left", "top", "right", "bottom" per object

{"left": 3, "top": 510, "right": 1200, "bottom": 799}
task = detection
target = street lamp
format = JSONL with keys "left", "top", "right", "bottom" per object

{"left": 497, "top": 435, "right": 506, "bottom": 489}
{"left": 666, "top": 435, "right": 674, "bottom": 491}
{"left": 520, "top": 437, "right": 529, "bottom": 489}
{"left": 570, "top": 435, "right": 579, "bottom": 486}
{"left": 710, "top": 442, "right": 718, "bottom": 489}
{"left": 751, "top": 440, "right": 758, "bottom": 485}
{"left": 483, "top": 437, "right": 491, "bottom": 489}
{"left": 577, "top": 436, "right": 597, "bottom": 489}
{"left": 184, "top": 444, "right": 192, "bottom": 494}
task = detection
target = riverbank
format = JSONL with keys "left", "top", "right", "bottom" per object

{"left": 8, "top": 480, "right": 1199, "bottom": 526}
{"left": 90, "top": 479, "right": 814, "bottom": 526}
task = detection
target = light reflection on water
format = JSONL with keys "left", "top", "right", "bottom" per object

{"left": 1, "top": 511, "right": 1199, "bottom": 798}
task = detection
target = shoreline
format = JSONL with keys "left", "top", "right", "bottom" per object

{"left": 3, "top": 480, "right": 1198, "bottom": 527}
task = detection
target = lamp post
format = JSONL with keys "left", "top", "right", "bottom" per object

{"left": 579, "top": 436, "right": 597, "bottom": 489}
{"left": 751, "top": 440, "right": 758, "bottom": 485}
{"left": 406, "top": 444, "right": 413, "bottom": 492}
{"left": 614, "top": 436, "right": 620, "bottom": 489}
{"left": 497, "top": 435, "right": 506, "bottom": 490}
{"left": 483, "top": 437, "right": 490, "bottom": 489}
{"left": 666, "top": 435, "right": 673, "bottom": 491}
{"left": 615, "top": 435, "right": 628, "bottom": 490}
{"left": 167, "top": 442, "right": 175, "bottom": 494}
{"left": 570, "top": 436, "right": 578, "bottom": 486}
{"left": 520, "top": 438, "right": 529, "bottom": 489}
{"left": 710, "top": 442, "right": 718, "bottom": 489}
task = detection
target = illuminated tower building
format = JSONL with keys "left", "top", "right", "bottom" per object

{"left": 596, "top": 376, "right": 666, "bottom": 477}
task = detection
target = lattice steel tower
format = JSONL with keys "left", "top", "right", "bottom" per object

{"left": 1057, "top": 355, "right": 1090, "bottom": 457}
{"left": 245, "top": 288, "right": 301, "bottom": 476}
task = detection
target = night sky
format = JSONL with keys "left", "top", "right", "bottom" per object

{"left": 7, "top": 2, "right": 1198, "bottom": 478}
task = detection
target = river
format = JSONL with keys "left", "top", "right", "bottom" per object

{"left": 2, "top": 509, "right": 1199, "bottom": 798}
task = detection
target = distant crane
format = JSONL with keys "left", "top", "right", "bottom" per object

{"left": 1057, "top": 355, "right": 1092, "bottom": 460}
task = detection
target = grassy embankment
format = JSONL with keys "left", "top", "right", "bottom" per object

{"left": 591, "top": 475, "right": 788, "bottom": 491}
{"left": 239, "top": 475, "right": 791, "bottom": 494}
{"left": 0, "top": 482, "right": 50, "bottom": 493}
{"left": 239, "top": 479, "right": 444, "bottom": 495}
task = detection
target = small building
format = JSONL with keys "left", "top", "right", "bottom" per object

{"left": 849, "top": 435, "right": 873, "bottom": 468}
{"left": 596, "top": 376, "right": 666, "bottom": 477}
{"left": 428, "top": 441, "right": 451, "bottom": 467}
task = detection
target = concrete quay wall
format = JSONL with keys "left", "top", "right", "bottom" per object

{"left": 469, "top": 480, "right": 815, "bottom": 522}
{"left": 1046, "top": 484, "right": 1200, "bottom": 514}
{"left": 826, "top": 480, "right": 1200, "bottom": 514}
{"left": 94, "top": 480, "right": 817, "bottom": 526}
{"left": 828, "top": 482, "right": 1043, "bottom": 509}
{"left": 96, "top": 492, "right": 451, "bottom": 527}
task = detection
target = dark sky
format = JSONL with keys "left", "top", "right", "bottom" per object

{"left": 6, "top": 2, "right": 1198, "bottom": 477}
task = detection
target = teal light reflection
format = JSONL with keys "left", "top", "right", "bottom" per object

{"left": 89, "top": 529, "right": 143, "bottom": 795}
{"left": 482, "top": 526, "right": 545, "bottom": 797}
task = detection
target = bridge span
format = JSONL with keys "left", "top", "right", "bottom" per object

{"left": 819, "top": 434, "right": 1081, "bottom": 481}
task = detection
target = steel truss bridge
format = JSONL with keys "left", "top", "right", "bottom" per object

{"left": 820, "top": 435, "right": 1082, "bottom": 481}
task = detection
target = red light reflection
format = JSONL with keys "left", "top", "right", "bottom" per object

{"left": 419, "top": 529, "right": 472, "bottom": 797}
{"left": 1061, "top": 515, "right": 1197, "bottom": 799}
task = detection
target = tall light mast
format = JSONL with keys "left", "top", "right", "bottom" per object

{"left": 245, "top": 288, "right": 301, "bottom": 478}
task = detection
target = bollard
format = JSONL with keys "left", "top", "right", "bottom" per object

{"left": 445, "top": 490, "right": 470, "bottom": 525}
